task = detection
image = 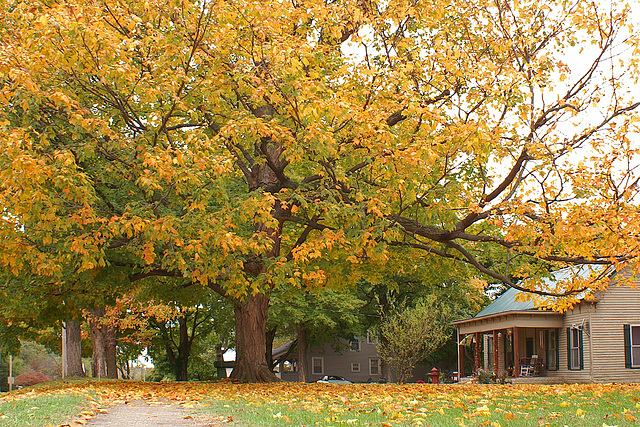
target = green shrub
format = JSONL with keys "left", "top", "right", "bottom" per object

{"left": 477, "top": 369, "right": 494, "bottom": 384}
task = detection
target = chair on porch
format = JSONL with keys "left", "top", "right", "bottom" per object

{"left": 519, "top": 355, "right": 539, "bottom": 376}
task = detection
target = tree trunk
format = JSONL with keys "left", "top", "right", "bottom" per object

{"left": 297, "top": 323, "right": 308, "bottom": 382}
{"left": 265, "top": 326, "right": 277, "bottom": 372}
{"left": 89, "top": 313, "right": 106, "bottom": 379}
{"left": 176, "top": 359, "right": 188, "bottom": 381}
{"left": 104, "top": 325, "right": 118, "bottom": 379}
{"left": 65, "top": 320, "right": 85, "bottom": 377}
{"left": 175, "top": 316, "right": 190, "bottom": 381}
{"left": 229, "top": 294, "right": 279, "bottom": 382}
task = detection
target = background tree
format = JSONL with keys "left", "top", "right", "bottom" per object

{"left": 125, "top": 280, "right": 235, "bottom": 381}
{"left": 269, "top": 287, "right": 367, "bottom": 381}
{"left": 376, "top": 295, "right": 453, "bottom": 383}
{"left": 356, "top": 255, "right": 487, "bottom": 381}
{"left": 2, "top": 0, "right": 640, "bottom": 383}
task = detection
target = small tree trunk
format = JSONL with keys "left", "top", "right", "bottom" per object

{"left": 104, "top": 325, "right": 118, "bottom": 379}
{"left": 118, "top": 361, "right": 131, "bottom": 380}
{"left": 229, "top": 294, "right": 279, "bottom": 382}
{"left": 65, "top": 320, "right": 85, "bottom": 377}
{"left": 215, "top": 344, "right": 227, "bottom": 379}
{"left": 297, "top": 323, "right": 308, "bottom": 382}
{"left": 89, "top": 314, "right": 106, "bottom": 379}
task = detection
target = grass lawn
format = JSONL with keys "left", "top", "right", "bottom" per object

{"left": 0, "top": 380, "right": 639, "bottom": 426}
{"left": 0, "top": 381, "right": 92, "bottom": 427}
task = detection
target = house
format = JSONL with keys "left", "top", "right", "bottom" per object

{"left": 273, "top": 333, "right": 440, "bottom": 383}
{"left": 274, "top": 334, "right": 387, "bottom": 383}
{"left": 453, "top": 268, "right": 640, "bottom": 383}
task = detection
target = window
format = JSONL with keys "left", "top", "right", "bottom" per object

{"left": 369, "top": 358, "right": 381, "bottom": 375}
{"left": 525, "top": 337, "right": 534, "bottom": 358}
{"left": 312, "top": 357, "right": 324, "bottom": 375}
{"left": 349, "top": 338, "right": 361, "bottom": 352}
{"left": 624, "top": 325, "right": 640, "bottom": 369}
{"left": 351, "top": 362, "right": 360, "bottom": 373}
{"left": 567, "top": 327, "right": 583, "bottom": 370}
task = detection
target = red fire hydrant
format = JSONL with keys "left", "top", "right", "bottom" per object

{"left": 429, "top": 367, "right": 440, "bottom": 384}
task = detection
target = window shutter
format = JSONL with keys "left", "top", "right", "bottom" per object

{"left": 555, "top": 329, "right": 560, "bottom": 371}
{"left": 545, "top": 330, "right": 549, "bottom": 370}
{"left": 567, "top": 327, "right": 571, "bottom": 370}
{"left": 579, "top": 329, "right": 584, "bottom": 371}
{"left": 624, "top": 324, "right": 631, "bottom": 369}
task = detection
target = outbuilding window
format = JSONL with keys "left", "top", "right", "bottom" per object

{"left": 312, "top": 357, "right": 324, "bottom": 375}
{"left": 369, "top": 358, "right": 381, "bottom": 375}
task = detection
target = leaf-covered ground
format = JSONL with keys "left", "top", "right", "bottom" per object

{"left": 1, "top": 380, "right": 639, "bottom": 426}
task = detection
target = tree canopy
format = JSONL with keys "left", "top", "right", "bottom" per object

{"left": 1, "top": 0, "right": 639, "bottom": 381}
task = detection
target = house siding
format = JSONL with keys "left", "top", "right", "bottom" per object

{"left": 548, "top": 303, "right": 593, "bottom": 382}
{"left": 547, "top": 284, "right": 640, "bottom": 383}
{"left": 589, "top": 284, "right": 640, "bottom": 383}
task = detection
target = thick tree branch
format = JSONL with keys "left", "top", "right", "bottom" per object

{"left": 455, "top": 149, "right": 533, "bottom": 231}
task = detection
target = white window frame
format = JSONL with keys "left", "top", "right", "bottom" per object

{"left": 369, "top": 358, "right": 381, "bottom": 375}
{"left": 351, "top": 362, "right": 360, "bottom": 373}
{"left": 312, "top": 357, "right": 324, "bottom": 375}
{"left": 631, "top": 325, "right": 640, "bottom": 368}
{"left": 349, "top": 338, "right": 361, "bottom": 352}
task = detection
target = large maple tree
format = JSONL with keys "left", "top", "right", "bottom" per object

{"left": 1, "top": 0, "right": 639, "bottom": 381}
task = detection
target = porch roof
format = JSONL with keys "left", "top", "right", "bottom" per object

{"left": 453, "top": 287, "right": 563, "bottom": 334}
{"left": 453, "top": 309, "right": 563, "bottom": 334}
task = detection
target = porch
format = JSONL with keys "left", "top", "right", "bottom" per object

{"left": 454, "top": 310, "right": 563, "bottom": 379}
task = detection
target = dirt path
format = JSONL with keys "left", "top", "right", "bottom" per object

{"left": 84, "top": 399, "right": 220, "bottom": 427}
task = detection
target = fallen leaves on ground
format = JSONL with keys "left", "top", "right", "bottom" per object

{"left": 1, "top": 380, "right": 639, "bottom": 426}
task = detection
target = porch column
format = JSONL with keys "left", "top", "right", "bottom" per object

{"left": 493, "top": 330, "right": 499, "bottom": 374}
{"left": 474, "top": 332, "right": 481, "bottom": 372}
{"left": 457, "top": 329, "right": 464, "bottom": 378}
{"left": 513, "top": 327, "right": 519, "bottom": 377}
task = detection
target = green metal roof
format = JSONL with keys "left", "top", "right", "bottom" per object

{"left": 473, "top": 287, "right": 536, "bottom": 318}
{"left": 472, "top": 266, "right": 604, "bottom": 319}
